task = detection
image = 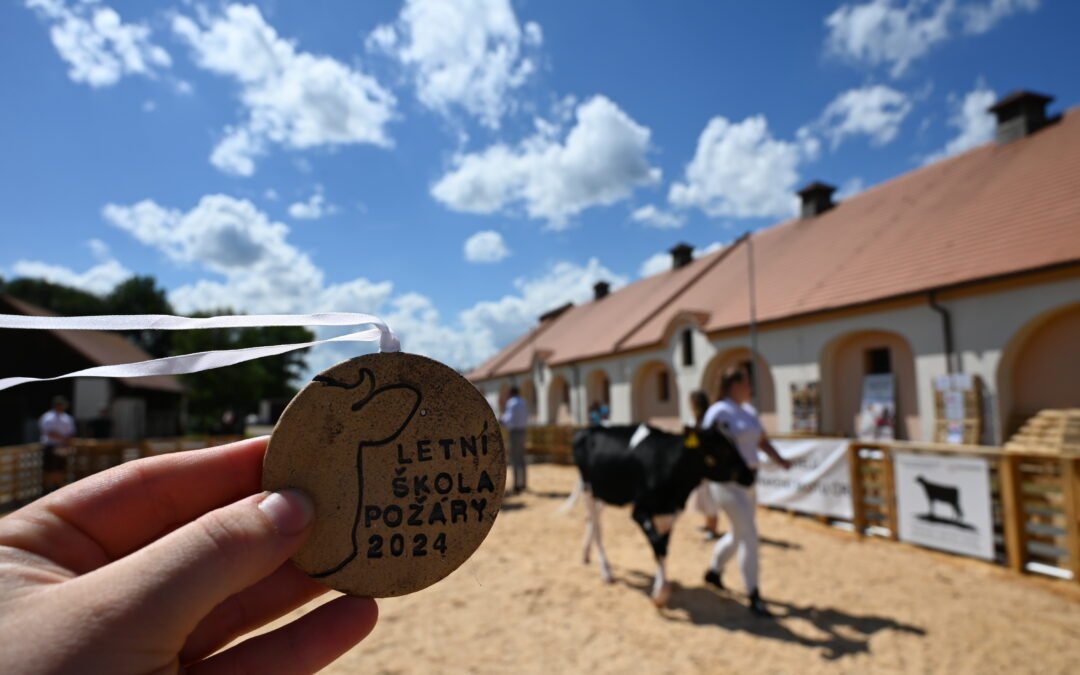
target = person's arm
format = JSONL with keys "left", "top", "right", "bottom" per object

{"left": 758, "top": 432, "right": 792, "bottom": 470}
{"left": 0, "top": 437, "right": 377, "bottom": 673}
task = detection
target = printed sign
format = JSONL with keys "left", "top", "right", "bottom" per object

{"left": 789, "top": 381, "right": 820, "bottom": 434}
{"left": 264, "top": 352, "right": 506, "bottom": 597}
{"left": 858, "top": 373, "right": 896, "bottom": 440}
{"left": 757, "top": 438, "right": 853, "bottom": 520}
{"left": 893, "top": 451, "right": 994, "bottom": 560}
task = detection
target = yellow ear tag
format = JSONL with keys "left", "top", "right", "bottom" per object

{"left": 686, "top": 432, "right": 699, "bottom": 449}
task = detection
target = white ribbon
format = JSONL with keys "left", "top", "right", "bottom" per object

{"left": 0, "top": 312, "right": 400, "bottom": 392}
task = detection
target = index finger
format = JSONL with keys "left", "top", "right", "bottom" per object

{"left": 0, "top": 437, "right": 269, "bottom": 573}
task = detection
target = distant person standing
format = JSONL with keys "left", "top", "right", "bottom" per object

{"left": 501, "top": 386, "right": 529, "bottom": 493}
{"left": 702, "top": 366, "right": 791, "bottom": 617}
{"left": 39, "top": 396, "right": 76, "bottom": 492}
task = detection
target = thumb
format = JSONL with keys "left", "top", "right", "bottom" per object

{"left": 89, "top": 489, "right": 316, "bottom": 639}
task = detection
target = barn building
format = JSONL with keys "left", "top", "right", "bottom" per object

{"left": 0, "top": 295, "right": 184, "bottom": 443}
{"left": 468, "top": 91, "right": 1080, "bottom": 445}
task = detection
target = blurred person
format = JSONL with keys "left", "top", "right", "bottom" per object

{"left": 501, "top": 386, "right": 528, "bottom": 493}
{"left": 0, "top": 437, "right": 377, "bottom": 673}
{"left": 39, "top": 395, "right": 75, "bottom": 492}
{"left": 588, "top": 401, "right": 604, "bottom": 426}
{"left": 703, "top": 366, "right": 791, "bottom": 617}
{"left": 687, "top": 389, "right": 721, "bottom": 540}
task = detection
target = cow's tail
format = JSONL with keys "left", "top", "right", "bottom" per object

{"left": 557, "top": 477, "right": 585, "bottom": 515}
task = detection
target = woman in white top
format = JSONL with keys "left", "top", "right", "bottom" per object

{"left": 701, "top": 366, "right": 790, "bottom": 617}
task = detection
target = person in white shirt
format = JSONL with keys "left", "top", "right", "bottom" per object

{"left": 39, "top": 395, "right": 76, "bottom": 492}
{"left": 500, "top": 387, "right": 529, "bottom": 493}
{"left": 702, "top": 366, "right": 791, "bottom": 617}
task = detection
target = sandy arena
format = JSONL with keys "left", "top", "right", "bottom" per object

{"left": 255, "top": 464, "right": 1080, "bottom": 674}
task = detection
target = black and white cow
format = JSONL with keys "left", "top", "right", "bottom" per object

{"left": 569, "top": 423, "right": 749, "bottom": 607}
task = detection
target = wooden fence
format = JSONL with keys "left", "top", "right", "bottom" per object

{"left": 843, "top": 440, "right": 1079, "bottom": 582}
{"left": 0, "top": 436, "right": 245, "bottom": 513}
{"left": 519, "top": 424, "right": 1079, "bottom": 585}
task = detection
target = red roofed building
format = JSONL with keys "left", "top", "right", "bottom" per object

{"left": 469, "top": 91, "right": 1080, "bottom": 445}
{"left": 0, "top": 295, "right": 184, "bottom": 443}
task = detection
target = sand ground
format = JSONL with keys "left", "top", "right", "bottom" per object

{"left": 255, "top": 463, "right": 1080, "bottom": 674}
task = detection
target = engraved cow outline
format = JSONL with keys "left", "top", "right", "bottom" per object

{"left": 310, "top": 366, "right": 421, "bottom": 578}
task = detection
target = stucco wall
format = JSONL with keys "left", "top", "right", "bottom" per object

{"left": 473, "top": 270, "right": 1080, "bottom": 445}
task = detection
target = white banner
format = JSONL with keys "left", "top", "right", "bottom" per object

{"left": 756, "top": 438, "right": 853, "bottom": 520}
{"left": 893, "top": 451, "right": 994, "bottom": 560}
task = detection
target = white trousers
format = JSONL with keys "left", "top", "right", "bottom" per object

{"left": 707, "top": 482, "right": 759, "bottom": 592}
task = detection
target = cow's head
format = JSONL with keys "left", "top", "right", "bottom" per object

{"left": 684, "top": 425, "right": 740, "bottom": 482}
{"left": 317, "top": 367, "right": 422, "bottom": 445}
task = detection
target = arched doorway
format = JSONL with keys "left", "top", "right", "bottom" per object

{"left": 998, "top": 302, "right": 1080, "bottom": 438}
{"left": 548, "top": 374, "right": 573, "bottom": 425}
{"left": 519, "top": 380, "right": 537, "bottom": 424}
{"left": 585, "top": 369, "right": 611, "bottom": 420}
{"left": 632, "top": 360, "right": 679, "bottom": 430}
{"left": 821, "top": 330, "right": 919, "bottom": 440}
{"left": 701, "top": 348, "right": 777, "bottom": 432}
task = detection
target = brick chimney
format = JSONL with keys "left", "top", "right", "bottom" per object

{"left": 797, "top": 181, "right": 836, "bottom": 218}
{"left": 669, "top": 243, "right": 694, "bottom": 269}
{"left": 593, "top": 280, "right": 610, "bottom": 300}
{"left": 988, "top": 90, "right": 1054, "bottom": 144}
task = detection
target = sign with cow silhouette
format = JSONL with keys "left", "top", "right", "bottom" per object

{"left": 893, "top": 451, "right": 994, "bottom": 560}
{"left": 263, "top": 352, "right": 506, "bottom": 597}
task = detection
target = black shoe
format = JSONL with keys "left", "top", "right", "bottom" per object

{"left": 748, "top": 589, "right": 772, "bottom": 618}
{"left": 704, "top": 570, "right": 725, "bottom": 591}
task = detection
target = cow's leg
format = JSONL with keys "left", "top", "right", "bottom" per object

{"left": 633, "top": 507, "right": 678, "bottom": 607}
{"left": 953, "top": 498, "right": 964, "bottom": 520}
{"left": 581, "top": 489, "right": 595, "bottom": 564}
{"left": 584, "top": 492, "right": 613, "bottom": 583}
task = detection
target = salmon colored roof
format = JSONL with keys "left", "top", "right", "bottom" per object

{"left": 471, "top": 107, "right": 1080, "bottom": 380}
{"left": 1, "top": 295, "right": 184, "bottom": 393}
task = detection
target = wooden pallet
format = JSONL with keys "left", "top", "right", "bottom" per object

{"left": 933, "top": 375, "right": 983, "bottom": 444}
{"left": 1005, "top": 409, "right": 1080, "bottom": 456}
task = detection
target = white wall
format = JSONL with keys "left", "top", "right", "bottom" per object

{"left": 475, "top": 272, "right": 1080, "bottom": 445}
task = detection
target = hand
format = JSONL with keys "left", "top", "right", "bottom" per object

{"left": 0, "top": 437, "right": 378, "bottom": 674}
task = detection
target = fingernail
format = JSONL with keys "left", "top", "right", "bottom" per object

{"left": 259, "top": 489, "right": 315, "bottom": 536}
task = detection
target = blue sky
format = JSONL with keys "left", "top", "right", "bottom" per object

{"left": 2, "top": 0, "right": 1078, "bottom": 372}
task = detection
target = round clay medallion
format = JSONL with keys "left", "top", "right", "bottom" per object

{"left": 263, "top": 352, "right": 506, "bottom": 597}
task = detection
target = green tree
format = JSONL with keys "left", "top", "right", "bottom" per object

{"left": 105, "top": 276, "right": 175, "bottom": 358}
{"left": 171, "top": 312, "right": 314, "bottom": 432}
{"left": 0, "top": 278, "right": 107, "bottom": 315}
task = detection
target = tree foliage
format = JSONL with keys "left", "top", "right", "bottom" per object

{"left": 2, "top": 275, "right": 313, "bottom": 433}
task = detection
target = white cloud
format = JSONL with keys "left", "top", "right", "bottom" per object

{"left": 460, "top": 258, "right": 627, "bottom": 359}
{"left": 26, "top": 0, "right": 171, "bottom": 87}
{"left": 816, "top": 84, "right": 913, "bottom": 148}
{"left": 638, "top": 241, "right": 726, "bottom": 278}
{"left": 836, "top": 176, "right": 867, "bottom": 200}
{"left": 432, "top": 95, "right": 661, "bottom": 228}
{"left": 264, "top": 188, "right": 279, "bottom": 201}
{"left": 631, "top": 204, "right": 684, "bottom": 229}
{"left": 638, "top": 251, "right": 671, "bottom": 278}
{"left": 173, "top": 4, "right": 396, "bottom": 176}
{"left": 11, "top": 257, "right": 132, "bottom": 295}
{"left": 923, "top": 80, "right": 997, "bottom": 164}
{"left": 825, "top": 0, "right": 1040, "bottom": 78}
{"left": 367, "top": 0, "right": 542, "bottom": 128}
{"left": 141, "top": 99, "right": 157, "bottom": 113}
{"left": 87, "top": 238, "right": 111, "bottom": 261}
{"left": 669, "top": 115, "right": 814, "bottom": 219}
{"left": 288, "top": 187, "right": 337, "bottom": 220}
{"left": 101, "top": 193, "right": 622, "bottom": 370}
{"left": 961, "top": 0, "right": 1040, "bottom": 34}
{"left": 463, "top": 230, "right": 511, "bottom": 263}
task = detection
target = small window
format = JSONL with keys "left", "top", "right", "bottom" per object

{"left": 681, "top": 329, "right": 694, "bottom": 366}
{"left": 740, "top": 358, "right": 756, "bottom": 391}
{"left": 657, "top": 370, "right": 670, "bottom": 402}
{"left": 866, "top": 347, "right": 892, "bottom": 374}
